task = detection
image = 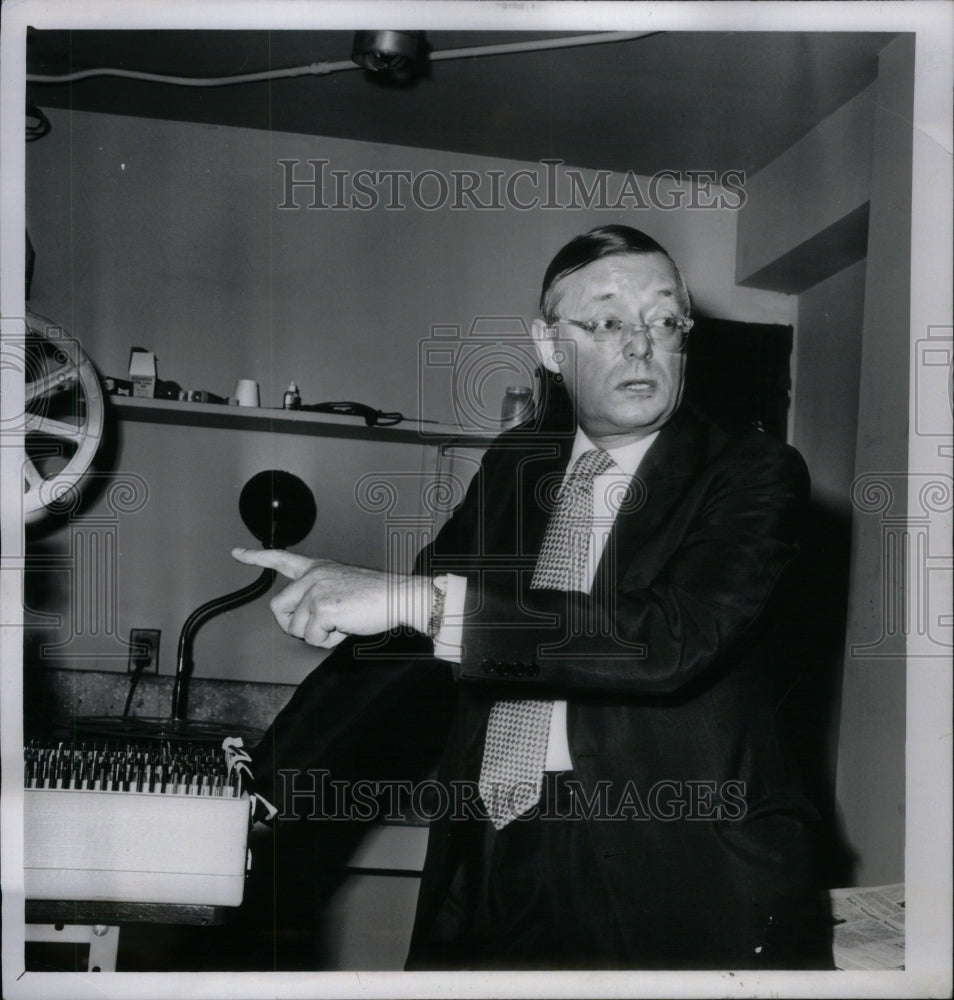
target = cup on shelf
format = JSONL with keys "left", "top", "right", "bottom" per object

{"left": 233, "top": 379, "right": 260, "bottom": 408}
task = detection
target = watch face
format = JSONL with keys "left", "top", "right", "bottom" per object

{"left": 428, "top": 580, "right": 448, "bottom": 638}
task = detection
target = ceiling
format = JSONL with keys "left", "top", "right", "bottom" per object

{"left": 26, "top": 28, "right": 896, "bottom": 176}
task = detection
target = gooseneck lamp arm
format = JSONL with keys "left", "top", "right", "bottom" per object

{"left": 171, "top": 569, "right": 276, "bottom": 720}
{"left": 169, "top": 470, "right": 317, "bottom": 721}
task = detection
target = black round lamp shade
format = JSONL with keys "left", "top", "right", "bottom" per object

{"left": 239, "top": 470, "right": 316, "bottom": 549}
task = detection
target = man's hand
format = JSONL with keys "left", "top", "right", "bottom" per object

{"left": 231, "top": 548, "right": 431, "bottom": 648}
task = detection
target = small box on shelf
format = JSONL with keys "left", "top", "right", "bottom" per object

{"left": 128, "top": 348, "right": 157, "bottom": 398}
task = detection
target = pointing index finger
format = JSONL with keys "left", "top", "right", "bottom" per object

{"left": 231, "top": 547, "right": 315, "bottom": 581}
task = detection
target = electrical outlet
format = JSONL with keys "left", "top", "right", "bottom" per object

{"left": 127, "top": 628, "right": 160, "bottom": 674}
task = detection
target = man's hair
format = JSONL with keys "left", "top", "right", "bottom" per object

{"left": 539, "top": 225, "right": 691, "bottom": 323}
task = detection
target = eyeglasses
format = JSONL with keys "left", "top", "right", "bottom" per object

{"left": 549, "top": 314, "right": 693, "bottom": 353}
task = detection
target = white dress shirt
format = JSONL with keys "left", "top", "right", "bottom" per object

{"left": 433, "top": 428, "right": 660, "bottom": 771}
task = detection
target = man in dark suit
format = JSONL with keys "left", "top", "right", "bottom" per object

{"left": 234, "top": 225, "right": 832, "bottom": 970}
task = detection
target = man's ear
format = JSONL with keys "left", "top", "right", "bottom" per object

{"left": 531, "top": 317, "right": 562, "bottom": 374}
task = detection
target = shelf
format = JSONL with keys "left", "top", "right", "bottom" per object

{"left": 109, "top": 395, "right": 499, "bottom": 446}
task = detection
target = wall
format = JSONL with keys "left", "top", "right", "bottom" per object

{"left": 27, "top": 109, "right": 792, "bottom": 423}
{"left": 24, "top": 419, "right": 441, "bottom": 687}
{"left": 835, "top": 34, "right": 914, "bottom": 888}
{"left": 737, "top": 86, "right": 874, "bottom": 292}
{"left": 792, "top": 260, "right": 866, "bottom": 509}
{"left": 735, "top": 35, "right": 915, "bottom": 888}
{"left": 789, "top": 261, "right": 867, "bottom": 885}
{"left": 24, "top": 109, "right": 793, "bottom": 689}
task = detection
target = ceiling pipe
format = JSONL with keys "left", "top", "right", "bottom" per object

{"left": 26, "top": 31, "right": 658, "bottom": 87}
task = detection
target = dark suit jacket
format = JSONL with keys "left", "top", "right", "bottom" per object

{"left": 253, "top": 403, "right": 832, "bottom": 969}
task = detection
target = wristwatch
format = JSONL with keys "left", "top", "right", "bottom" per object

{"left": 426, "top": 575, "right": 448, "bottom": 639}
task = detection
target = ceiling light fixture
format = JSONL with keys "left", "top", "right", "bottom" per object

{"left": 350, "top": 30, "right": 426, "bottom": 84}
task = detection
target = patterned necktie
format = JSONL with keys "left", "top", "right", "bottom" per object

{"left": 478, "top": 447, "right": 615, "bottom": 829}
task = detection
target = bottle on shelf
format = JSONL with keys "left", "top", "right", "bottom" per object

{"left": 500, "top": 385, "right": 534, "bottom": 428}
{"left": 282, "top": 381, "right": 301, "bottom": 410}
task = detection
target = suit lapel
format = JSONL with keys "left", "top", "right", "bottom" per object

{"left": 602, "top": 406, "right": 708, "bottom": 585}
{"left": 485, "top": 407, "right": 710, "bottom": 576}
{"left": 514, "top": 430, "right": 575, "bottom": 559}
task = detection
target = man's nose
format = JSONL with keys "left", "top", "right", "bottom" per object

{"left": 622, "top": 326, "right": 653, "bottom": 360}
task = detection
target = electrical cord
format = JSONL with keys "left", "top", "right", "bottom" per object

{"left": 26, "top": 105, "right": 50, "bottom": 140}
{"left": 122, "top": 657, "right": 151, "bottom": 720}
{"left": 28, "top": 60, "right": 357, "bottom": 87}
{"left": 26, "top": 33, "right": 658, "bottom": 87}
{"left": 299, "top": 400, "right": 428, "bottom": 427}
